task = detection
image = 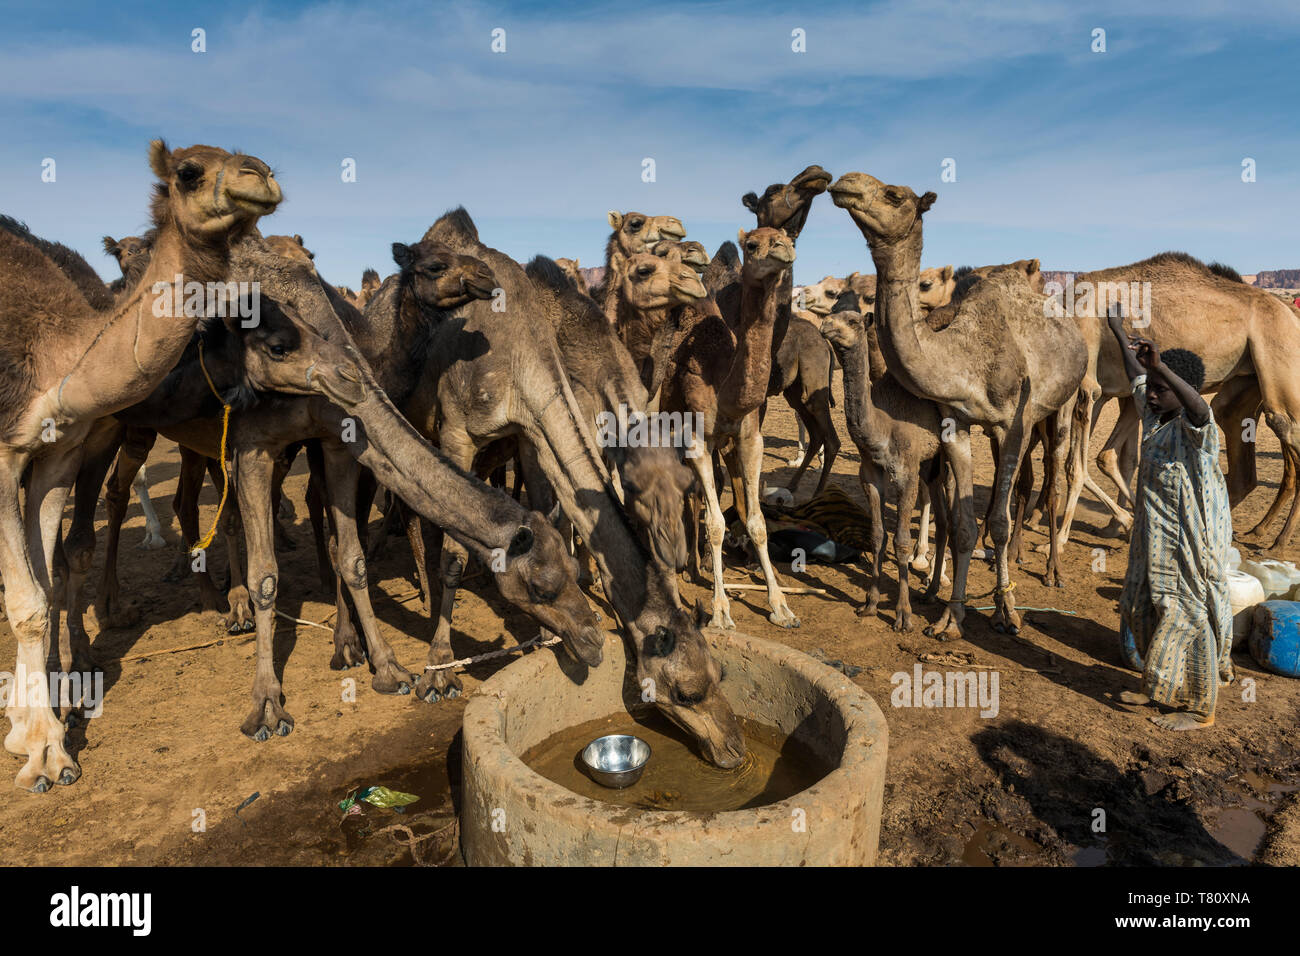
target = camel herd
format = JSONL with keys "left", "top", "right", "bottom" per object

{"left": 1, "top": 144, "right": 1297, "bottom": 794}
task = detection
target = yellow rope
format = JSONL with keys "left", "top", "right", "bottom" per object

{"left": 191, "top": 341, "right": 231, "bottom": 555}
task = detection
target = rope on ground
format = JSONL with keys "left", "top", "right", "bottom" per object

{"left": 424, "top": 633, "right": 561, "bottom": 672}
{"left": 375, "top": 817, "right": 460, "bottom": 867}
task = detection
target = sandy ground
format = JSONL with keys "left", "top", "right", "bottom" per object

{"left": 1, "top": 379, "right": 1297, "bottom": 866}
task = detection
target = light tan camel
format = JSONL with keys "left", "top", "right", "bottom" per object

{"left": 658, "top": 227, "right": 802, "bottom": 629}
{"left": 831, "top": 172, "right": 1087, "bottom": 635}
{"left": 1053, "top": 253, "right": 1300, "bottom": 556}
{"left": 0, "top": 141, "right": 282, "bottom": 791}
{"left": 821, "top": 309, "right": 953, "bottom": 630}
{"left": 554, "top": 257, "right": 588, "bottom": 293}
{"left": 593, "top": 211, "right": 686, "bottom": 321}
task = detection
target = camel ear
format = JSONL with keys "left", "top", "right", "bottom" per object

{"left": 1027, "top": 258, "right": 1041, "bottom": 275}
{"left": 737, "top": 228, "right": 746, "bottom": 244}
{"left": 148, "top": 139, "right": 172, "bottom": 180}
{"left": 742, "top": 192, "right": 760, "bottom": 213}
{"left": 572, "top": 257, "right": 579, "bottom": 269}
{"left": 941, "top": 265, "right": 954, "bottom": 281}
{"left": 607, "top": 210, "right": 623, "bottom": 229}
{"left": 102, "top": 236, "right": 119, "bottom": 257}
{"left": 294, "top": 234, "right": 305, "bottom": 246}
{"left": 918, "top": 191, "right": 938, "bottom": 213}
{"left": 391, "top": 242, "right": 413, "bottom": 270}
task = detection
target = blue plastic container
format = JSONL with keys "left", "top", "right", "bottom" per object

{"left": 1249, "top": 600, "right": 1300, "bottom": 678}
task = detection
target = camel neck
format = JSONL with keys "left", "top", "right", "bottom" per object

{"left": 724, "top": 270, "right": 782, "bottom": 413}
{"left": 866, "top": 221, "right": 962, "bottom": 408}
{"left": 51, "top": 222, "right": 230, "bottom": 422}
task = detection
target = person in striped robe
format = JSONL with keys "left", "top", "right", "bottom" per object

{"left": 1110, "top": 311, "right": 1234, "bottom": 730}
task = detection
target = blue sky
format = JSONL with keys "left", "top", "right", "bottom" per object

{"left": 1, "top": 0, "right": 1296, "bottom": 287}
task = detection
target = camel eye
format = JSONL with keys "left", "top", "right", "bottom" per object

{"left": 865, "top": 295, "right": 875, "bottom": 304}
{"left": 920, "top": 281, "right": 931, "bottom": 291}
{"left": 746, "top": 242, "right": 758, "bottom": 252}
{"left": 176, "top": 163, "right": 204, "bottom": 188}
{"left": 636, "top": 265, "right": 655, "bottom": 278}
{"left": 423, "top": 263, "right": 446, "bottom": 275}
{"left": 268, "top": 342, "right": 289, "bottom": 359}
{"left": 629, "top": 219, "right": 644, "bottom": 230}
{"left": 673, "top": 687, "right": 705, "bottom": 707}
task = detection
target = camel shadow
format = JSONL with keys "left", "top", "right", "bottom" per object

{"left": 973, "top": 720, "right": 1245, "bottom": 865}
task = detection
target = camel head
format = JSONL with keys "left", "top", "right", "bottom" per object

{"left": 741, "top": 164, "right": 832, "bottom": 239}
{"left": 227, "top": 297, "right": 368, "bottom": 408}
{"left": 639, "top": 607, "right": 747, "bottom": 769}
{"left": 801, "top": 273, "right": 848, "bottom": 315}
{"left": 265, "top": 234, "right": 316, "bottom": 272}
{"left": 148, "top": 140, "right": 282, "bottom": 239}
{"left": 620, "top": 248, "right": 707, "bottom": 310}
{"left": 651, "top": 239, "right": 710, "bottom": 273}
{"left": 606, "top": 210, "right": 686, "bottom": 255}
{"left": 738, "top": 226, "right": 796, "bottom": 283}
{"left": 392, "top": 239, "right": 498, "bottom": 309}
{"left": 491, "top": 516, "right": 605, "bottom": 667}
{"left": 819, "top": 309, "right": 869, "bottom": 355}
{"left": 829, "top": 172, "right": 935, "bottom": 244}
{"left": 620, "top": 445, "right": 694, "bottom": 572}
{"left": 102, "top": 234, "right": 152, "bottom": 282}
{"left": 918, "top": 264, "right": 955, "bottom": 312}
{"left": 553, "top": 257, "right": 587, "bottom": 291}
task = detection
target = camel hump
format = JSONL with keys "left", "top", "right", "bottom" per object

{"left": 702, "top": 241, "right": 740, "bottom": 290}
{"left": 1207, "top": 261, "right": 1244, "bottom": 283}
{"left": 525, "top": 255, "right": 569, "bottom": 290}
{"left": 423, "top": 206, "right": 479, "bottom": 247}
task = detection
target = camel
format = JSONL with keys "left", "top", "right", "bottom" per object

{"left": 820, "top": 309, "right": 952, "bottom": 628}
{"left": 0, "top": 215, "right": 115, "bottom": 312}
{"left": 658, "top": 226, "right": 803, "bottom": 630}
{"left": 263, "top": 233, "right": 315, "bottom": 267}
{"left": 651, "top": 240, "right": 710, "bottom": 274}
{"left": 592, "top": 210, "right": 686, "bottom": 322}
{"left": 612, "top": 246, "right": 709, "bottom": 396}
{"left": 356, "top": 268, "right": 382, "bottom": 308}
{"left": 0, "top": 141, "right": 287, "bottom": 791}
{"left": 732, "top": 165, "right": 839, "bottom": 498}
{"left": 554, "top": 257, "right": 588, "bottom": 293}
{"left": 830, "top": 172, "right": 1087, "bottom": 635}
{"left": 1050, "top": 253, "right": 1300, "bottom": 556}
{"left": 397, "top": 209, "right": 746, "bottom": 767}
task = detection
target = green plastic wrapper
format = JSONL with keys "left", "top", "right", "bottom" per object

{"left": 341, "top": 785, "right": 420, "bottom": 812}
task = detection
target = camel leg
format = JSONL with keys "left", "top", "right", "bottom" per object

{"left": 221, "top": 490, "right": 254, "bottom": 635}
{"left": 787, "top": 418, "right": 810, "bottom": 467}
{"left": 926, "top": 427, "right": 976, "bottom": 642}
{"left": 304, "top": 440, "right": 334, "bottom": 594}
{"left": 809, "top": 389, "right": 839, "bottom": 499}
{"left": 1212, "top": 376, "right": 1261, "bottom": 509}
{"left": 1094, "top": 397, "right": 1138, "bottom": 534}
{"left": 911, "top": 483, "right": 932, "bottom": 574}
{"left": 234, "top": 445, "right": 293, "bottom": 741}
{"left": 95, "top": 428, "right": 158, "bottom": 628}
{"left": 1039, "top": 404, "right": 1073, "bottom": 588}
{"left": 321, "top": 441, "right": 413, "bottom": 695}
{"left": 133, "top": 465, "right": 166, "bottom": 550}
{"left": 989, "top": 415, "right": 1034, "bottom": 635}
{"left": 63, "top": 419, "right": 125, "bottom": 674}
{"left": 783, "top": 391, "right": 822, "bottom": 497}
{"left": 892, "top": 468, "right": 921, "bottom": 633}
{"left": 5, "top": 441, "right": 84, "bottom": 790}
{"left": 413, "top": 426, "right": 477, "bottom": 702}
{"left": 1259, "top": 416, "right": 1300, "bottom": 554}
{"left": 689, "top": 436, "right": 734, "bottom": 629}
{"left": 922, "top": 467, "right": 951, "bottom": 602}
{"left": 1009, "top": 434, "right": 1036, "bottom": 566}
{"left": 855, "top": 463, "right": 886, "bottom": 619}
{"left": 1245, "top": 443, "right": 1296, "bottom": 543}
{"left": 731, "top": 411, "right": 799, "bottom": 628}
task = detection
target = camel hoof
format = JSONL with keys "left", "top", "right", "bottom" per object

{"left": 226, "top": 620, "right": 255, "bottom": 636}
{"left": 57, "top": 767, "right": 79, "bottom": 787}
{"left": 275, "top": 720, "right": 292, "bottom": 737}
{"left": 29, "top": 776, "right": 52, "bottom": 794}
{"left": 893, "top": 616, "right": 914, "bottom": 633}
{"left": 136, "top": 531, "right": 167, "bottom": 551}
{"left": 252, "top": 727, "right": 271, "bottom": 743}
{"left": 853, "top": 603, "right": 876, "bottom": 618}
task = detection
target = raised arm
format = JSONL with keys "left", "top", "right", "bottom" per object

{"left": 1134, "top": 339, "right": 1211, "bottom": 427}
{"left": 1107, "top": 312, "right": 1144, "bottom": 383}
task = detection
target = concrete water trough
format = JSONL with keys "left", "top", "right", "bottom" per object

{"left": 460, "top": 628, "right": 888, "bottom": 866}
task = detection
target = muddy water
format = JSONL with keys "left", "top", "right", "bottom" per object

{"left": 520, "top": 709, "right": 834, "bottom": 812}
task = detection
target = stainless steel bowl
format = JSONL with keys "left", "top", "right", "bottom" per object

{"left": 580, "top": 734, "right": 651, "bottom": 789}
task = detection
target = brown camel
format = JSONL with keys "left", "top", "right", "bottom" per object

{"left": 659, "top": 226, "right": 802, "bottom": 629}
{"left": 651, "top": 239, "right": 710, "bottom": 273}
{"left": 820, "top": 309, "right": 952, "bottom": 628}
{"left": 0, "top": 215, "right": 115, "bottom": 311}
{"left": 356, "top": 268, "right": 382, "bottom": 308}
{"left": 592, "top": 210, "right": 686, "bottom": 322}
{"left": 397, "top": 209, "right": 745, "bottom": 767}
{"left": 830, "top": 172, "right": 1087, "bottom": 635}
{"left": 0, "top": 141, "right": 285, "bottom": 791}
{"left": 612, "top": 246, "right": 709, "bottom": 396}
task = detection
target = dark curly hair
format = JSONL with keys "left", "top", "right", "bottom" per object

{"left": 1160, "top": 348, "right": 1206, "bottom": 391}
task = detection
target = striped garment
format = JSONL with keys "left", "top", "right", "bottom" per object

{"left": 1119, "top": 374, "right": 1235, "bottom": 717}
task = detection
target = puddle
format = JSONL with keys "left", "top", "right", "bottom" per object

{"left": 520, "top": 709, "right": 834, "bottom": 813}
{"left": 961, "top": 820, "right": 1043, "bottom": 866}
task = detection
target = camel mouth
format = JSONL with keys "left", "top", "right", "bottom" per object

{"left": 795, "top": 167, "right": 834, "bottom": 193}
{"left": 307, "top": 363, "right": 368, "bottom": 406}
{"left": 464, "top": 276, "right": 497, "bottom": 300}
{"left": 658, "top": 223, "right": 687, "bottom": 242}
{"left": 561, "top": 626, "right": 605, "bottom": 668}
{"left": 228, "top": 194, "right": 281, "bottom": 217}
